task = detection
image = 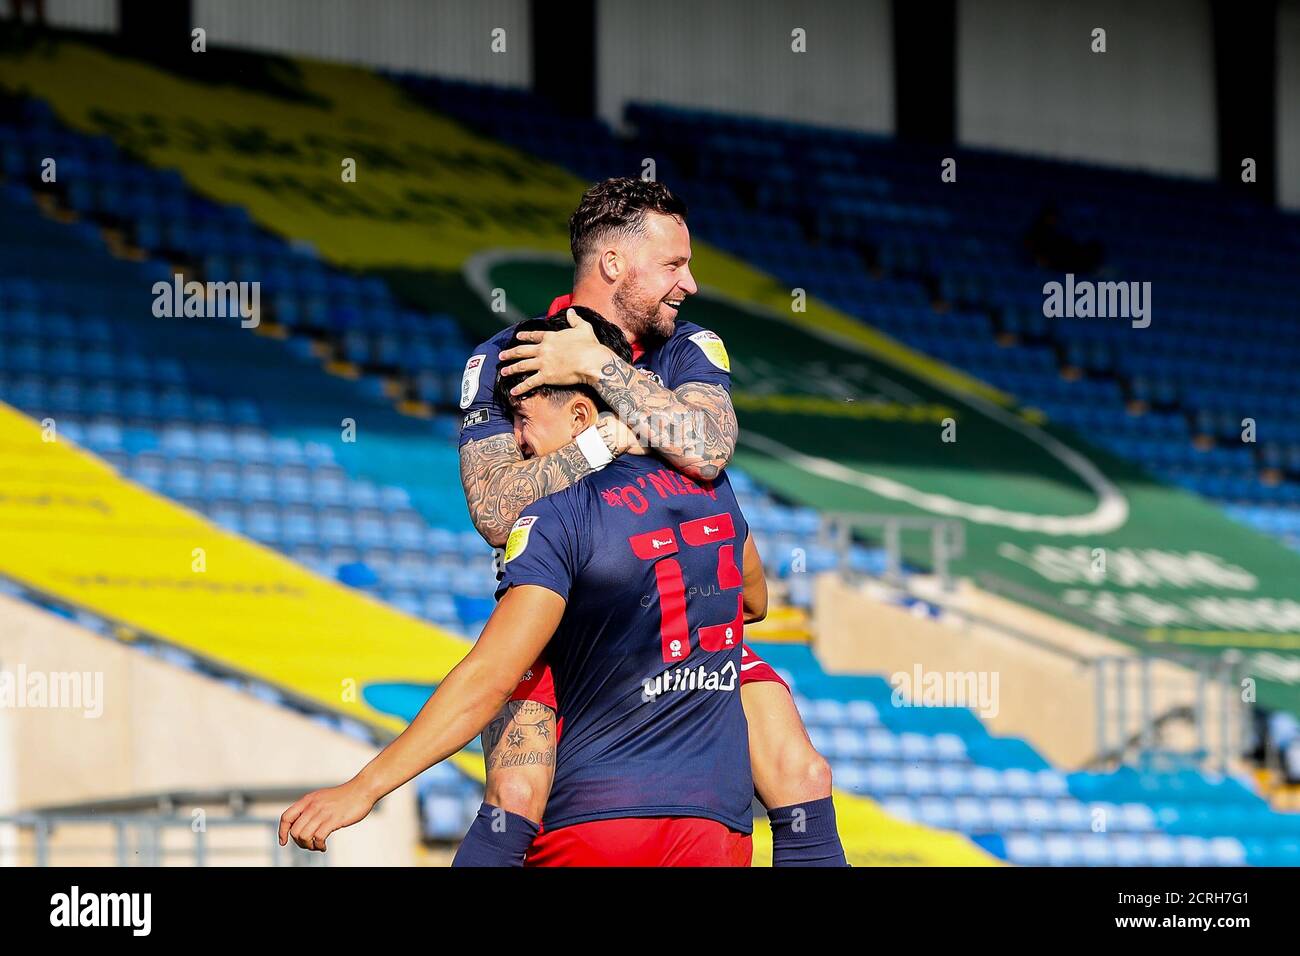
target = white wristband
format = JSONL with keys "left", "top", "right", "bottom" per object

{"left": 575, "top": 424, "right": 614, "bottom": 471}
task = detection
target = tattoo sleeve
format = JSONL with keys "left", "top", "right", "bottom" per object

{"left": 592, "top": 354, "right": 738, "bottom": 481}
{"left": 481, "top": 699, "right": 557, "bottom": 773}
{"left": 460, "top": 433, "right": 594, "bottom": 548}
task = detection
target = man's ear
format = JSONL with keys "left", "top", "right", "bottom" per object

{"left": 599, "top": 247, "right": 623, "bottom": 282}
{"left": 571, "top": 396, "right": 599, "bottom": 435}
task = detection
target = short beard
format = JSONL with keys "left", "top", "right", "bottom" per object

{"left": 612, "top": 274, "right": 675, "bottom": 344}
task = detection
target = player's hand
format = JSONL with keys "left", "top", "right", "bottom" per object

{"left": 278, "top": 780, "right": 376, "bottom": 852}
{"left": 498, "top": 308, "right": 615, "bottom": 395}
{"left": 598, "top": 411, "right": 648, "bottom": 456}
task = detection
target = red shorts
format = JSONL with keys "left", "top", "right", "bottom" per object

{"left": 525, "top": 816, "right": 752, "bottom": 867}
{"left": 510, "top": 642, "right": 788, "bottom": 710}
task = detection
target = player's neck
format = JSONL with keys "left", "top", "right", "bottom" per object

{"left": 569, "top": 283, "right": 641, "bottom": 351}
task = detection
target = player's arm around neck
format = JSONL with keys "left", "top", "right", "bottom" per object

{"left": 589, "top": 350, "right": 738, "bottom": 482}
{"left": 460, "top": 432, "right": 595, "bottom": 548}
{"left": 279, "top": 585, "right": 565, "bottom": 851}
{"left": 496, "top": 310, "right": 733, "bottom": 481}
{"left": 460, "top": 420, "right": 640, "bottom": 547}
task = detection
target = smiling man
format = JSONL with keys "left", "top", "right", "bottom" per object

{"left": 281, "top": 311, "right": 757, "bottom": 865}
{"left": 455, "top": 179, "right": 845, "bottom": 867}
{"left": 459, "top": 177, "right": 734, "bottom": 551}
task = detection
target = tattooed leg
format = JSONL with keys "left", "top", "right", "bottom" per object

{"left": 454, "top": 704, "right": 554, "bottom": 867}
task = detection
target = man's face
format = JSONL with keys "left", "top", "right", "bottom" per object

{"left": 511, "top": 393, "right": 583, "bottom": 459}
{"left": 611, "top": 212, "right": 698, "bottom": 341}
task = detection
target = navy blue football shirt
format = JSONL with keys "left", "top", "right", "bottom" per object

{"left": 458, "top": 298, "right": 731, "bottom": 447}
{"left": 495, "top": 454, "right": 753, "bottom": 833}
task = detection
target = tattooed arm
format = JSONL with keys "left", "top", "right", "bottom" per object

{"left": 498, "top": 310, "right": 737, "bottom": 482}
{"left": 460, "top": 414, "right": 644, "bottom": 548}
{"left": 460, "top": 433, "right": 593, "bottom": 549}
{"left": 590, "top": 355, "right": 737, "bottom": 482}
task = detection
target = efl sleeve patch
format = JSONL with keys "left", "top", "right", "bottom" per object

{"left": 688, "top": 330, "right": 730, "bottom": 372}
{"left": 503, "top": 515, "right": 538, "bottom": 564}
{"left": 460, "top": 353, "right": 487, "bottom": 409}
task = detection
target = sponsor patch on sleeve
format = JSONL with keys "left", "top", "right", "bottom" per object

{"left": 460, "top": 353, "right": 487, "bottom": 409}
{"left": 688, "top": 330, "right": 730, "bottom": 372}
{"left": 503, "top": 515, "right": 537, "bottom": 564}
{"left": 462, "top": 408, "right": 490, "bottom": 430}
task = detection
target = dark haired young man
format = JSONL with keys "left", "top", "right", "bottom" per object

{"left": 455, "top": 180, "right": 845, "bottom": 866}
{"left": 282, "top": 309, "right": 759, "bottom": 865}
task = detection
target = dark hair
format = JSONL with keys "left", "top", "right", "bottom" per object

{"left": 569, "top": 177, "right": 688, "bottom": 273}
{"left": 493, "top": 305, "right": 634, "bottom": 413}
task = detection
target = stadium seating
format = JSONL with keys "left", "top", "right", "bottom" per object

{"left": 0, "top": 94, "right": 876, "bottom": 612}
{"left": 393, "top": 76, "right": 1300, "bottom": 553}
{"left": 759, "top": 642, "right": 1299, "bottom": 866}
{"left": 0, "top": 93, "right": 877, "bottom": 840}
{"left": 4, "top": 56, "right": 1300, "bottom": 861}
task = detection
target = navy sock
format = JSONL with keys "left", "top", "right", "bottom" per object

{"left": 451, "top": 802, "right": 540, "bottom": 867}
{"left": 768, "top": 797, "right": 848, "bottom": 867}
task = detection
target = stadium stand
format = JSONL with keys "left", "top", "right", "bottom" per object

{"left": 0, "top": 74, "right": 885, "bottom": 849}
{"left": 2, "top": 34, "right": 1299, "bottom": 864}
{"left": 758, "top": 642, "right": 1300, "bottom": 867}
{"left": 397, "top": 75, "right": 1300, "bottom": 550}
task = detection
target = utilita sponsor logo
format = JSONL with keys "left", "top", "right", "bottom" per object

{"left": 642, "top": 660, "right": 738, "bottom": 701}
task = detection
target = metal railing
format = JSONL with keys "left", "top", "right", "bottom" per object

{"left": 1089, "top": 652, "right": 1248, "bottom": 774}
{"left": 977, "top": 573, "right": 1252, "bottom": 772}
{"left": 0, "top": 787, "right": 328, "bottom": 867}
{"left": 813, "top": 545, "right": 1252, "bottom": 772}
{"left": 818, "top": 512, "right": 966, "bottom": 591}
